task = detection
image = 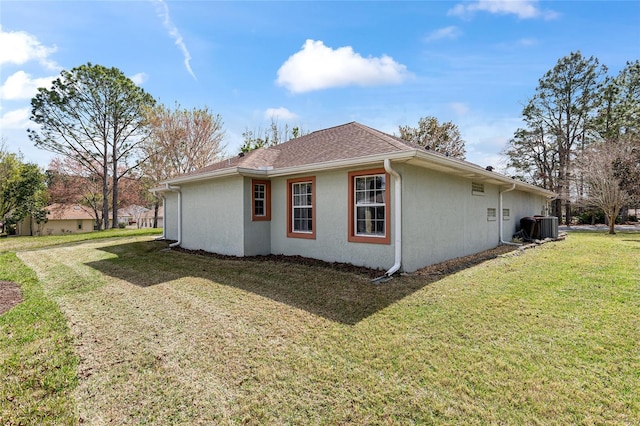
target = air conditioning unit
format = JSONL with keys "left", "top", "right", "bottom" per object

{"left": 538, "top": 216, "right": 558, "bottom": 239}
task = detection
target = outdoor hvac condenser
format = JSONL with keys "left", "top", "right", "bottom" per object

{"left": 538, "top": 216, "right": 559, "bottom": 239}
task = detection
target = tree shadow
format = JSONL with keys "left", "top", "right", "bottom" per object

{"left": 86, "top": 240, "right": 503, "bottom": 325}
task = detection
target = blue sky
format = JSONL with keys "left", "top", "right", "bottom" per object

{"left": 1, "top": 0, "right": 639, "bottom": 170}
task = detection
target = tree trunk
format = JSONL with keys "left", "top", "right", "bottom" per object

{"left": 102, "top": 167, "right": 109, "bottom": 230}
{"left": 608, "top": 215, "right": 616, "bottom": 234}
{"left": 153, "top": 200, "right": 159, "bottom": 228}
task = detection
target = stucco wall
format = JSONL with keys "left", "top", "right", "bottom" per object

{"left": 243, "top": 177, "right": 271, "bottom": 256}
{"left": 179, "top": 177, "right": 245, "bottom": 256}
{"left": 398, "top": 164, "right": 549, "bottom": 272}
{"left": 269, "top": 168, "right": 395, "bottom": 271}
{"left": 163, "top": 192, "right": 179, "bottom": 241}
{"left": 40, "top": 219, "right": 95, "bottom": 236}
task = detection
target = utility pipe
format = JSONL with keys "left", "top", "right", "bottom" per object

{"left": 383, "top": 158, "right": 402, "bottom": 277}
{"left": 166, "top": 185, "right": 182, "bottom": 248}
{"left": 499, "top": 183, "right": 520, "bottom": 246}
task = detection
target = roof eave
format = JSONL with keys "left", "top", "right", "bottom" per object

{"left": 411, "top": 150, "right": 556, "bottom": 197}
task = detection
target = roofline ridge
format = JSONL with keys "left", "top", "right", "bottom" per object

{"left": 352, "top": 122, "right": 413, "bottom": 151}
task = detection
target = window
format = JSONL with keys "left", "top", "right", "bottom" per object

{"left": 252, "top": 179, "right": 271, "bottom": 221}
{"left": 487, "top": 208, "right": 497, "bottom": 221}
{"left": 77, "top": 220, "right": 83, "bottom": 230}
{"left": 348, "top": 169, "right": 390, "bottom": 244}
{"left": 287, "top": 176, "right": 315, "bottom": 239}
{"left": 472, "top": 182, "right": 485, "bottom": 195}
{"left": 503, "top": 208, "right": 510, "bottom": 220}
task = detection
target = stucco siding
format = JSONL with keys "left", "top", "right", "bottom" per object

{"left": 501, "top": 191, "right": 548, "bottom": 239}
{"left": 179, "top": 177, "right": 245, "bottom": 256}
{"left": 269, "top": 168, "right": 395, "bottom": 271}
{"left": 40, "top": 219, "right": 95, "bottom": 235}
{"left": 398, "top": 164, "right": 546, "bottom": 273}
{"left": 163, "top": 192, "right": 180, "bottom": 241}
{"left": 243, "top": 177, "right": 271, "bottom": 256}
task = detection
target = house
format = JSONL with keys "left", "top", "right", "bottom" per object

{"left": 138, "top": 206, "right": 163, "bottom": 229}
{"left": 18, "top": 204, "right": 96, "bottom": 236}
{"left": 154, "top": 122, "right": 555, "bottom": 274}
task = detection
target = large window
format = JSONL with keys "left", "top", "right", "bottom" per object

{"left": 252, "top": 179, "right": 271, "bottom": 221}
{"left": 348, "top": 169, "right": 390, "bottom": 244}
{"left": 287, "top": 176, "right": 316, "bottom": 239}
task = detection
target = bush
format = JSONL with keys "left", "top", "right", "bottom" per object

{"left": 118, "top": 222, "right": 126, "bottom": 229}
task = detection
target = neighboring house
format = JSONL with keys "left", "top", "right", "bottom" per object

{"left": 18, "top": 204, "right": 96, "bottom": 236}
{"left": 138, "top": 206, "right": 163, "bottom": 228}
{"left": 155, "top": 122, "right": 555, "bottom": 274}
{"left": 117, "top": 205, "right": 149, "bottom": 227}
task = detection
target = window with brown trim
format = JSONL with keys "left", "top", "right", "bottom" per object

{"left": 252, "top": 179, "right": 271, "bottom": 221}
{"left": 287, "top": 176, "right": 316, "bottom": 239}
{"left": 348, "top": 168, "right": 390, "bottom": 244}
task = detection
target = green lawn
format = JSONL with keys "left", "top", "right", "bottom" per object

{"left": 1, "top": 231, "right": 638, "bottom": 424}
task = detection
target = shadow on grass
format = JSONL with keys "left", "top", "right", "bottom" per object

{"left": 86, "top": 240, "right": 500, "bottom": 325}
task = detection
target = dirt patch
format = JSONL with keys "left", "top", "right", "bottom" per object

{"left": 0, "top": 280, "right": 23, "bottom": 315}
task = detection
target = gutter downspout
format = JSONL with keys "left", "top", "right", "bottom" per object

{"left": 374, "top": 159, "right": 402, "bottom": 281}
{"left": 499, "top": 183, "right": 520, "bottom": 246}
{"left": 167, "top": 185, "right": 182, "bottom": 248}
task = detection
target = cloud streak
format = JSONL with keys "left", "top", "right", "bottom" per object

{"left": 448, "top": 0, "right": 559, "bottom": 20}
{"left": 265, "top": 107, "right": 298, "bottom": 121}
{"left": 153, "top": 0, "right": 196, "bottom": 80}
{"left": 276, "top": 40, "right": 411, "bottom": 93}
{"left": 424, "top": 26, "right": 463, "bottom": 42}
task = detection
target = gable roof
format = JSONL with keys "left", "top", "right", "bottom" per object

{"left": 158, "top": 122, "right": 555, "bottom": 198}
{"left": 46, "top": 204, "right": 94, "bottom": 221}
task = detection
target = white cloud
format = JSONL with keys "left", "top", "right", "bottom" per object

{"left": 152, "top": 0, "right": 196, "bottom": 80}
{"left": 448, "top": 1, "right": 559, "bottom": 20}
{"left": 449, "top": 102, "right": 470, "bottom": 116}
{"left": 0, "top": 25, "right": 60, "bottom": 70}
{"left": 264, "top": 107, "right": 298, "bottom": 121}
{"left": 276, "top": 39, "right": 411, "bottom": 93}
{"left": 129, "top": 72, "right": 149, "bottom": 85}
{"left": 424, "top": 26, "right": 463, "bottom": 42}
{"left": 0, "top": 107, "right": 30, "bottom": 130}
{"left": 0, "top": 71, "right": 56, "bottom": 100}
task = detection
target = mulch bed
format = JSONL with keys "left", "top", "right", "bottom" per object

{"left": 0, "top": 281, "right": 23, "bottom": 315}
{"left": 172, "top": 244, "right": 520, "bottom": 279}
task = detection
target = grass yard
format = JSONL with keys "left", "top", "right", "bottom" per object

{"left": 1, "top": 231, "right": 638, "bottom": 424}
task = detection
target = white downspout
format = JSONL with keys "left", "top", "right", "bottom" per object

{"left": 499, "top": 183, "right": 519, "bottom": 246}
{"left": 383, "top": 158, "right": 402, "bottom": 277}
{"left": 167, "top": 185, "right": 182, "bottom": 248}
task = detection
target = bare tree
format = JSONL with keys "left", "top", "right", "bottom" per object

{"left": 142, "top": 103, "right": 226, "bottom": 227}
{"left": 576, "top": 140, "right": 632, "bottom": 234}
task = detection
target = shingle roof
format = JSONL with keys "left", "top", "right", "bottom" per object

{"left": 181, "top": 122, "right": 415, "bottom": 178}
{"left": 47, "top": 204, "right": 94, "bottom": 220}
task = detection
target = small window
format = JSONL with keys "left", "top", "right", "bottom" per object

{"left": 77, "top": 220, "right": 83, "bottom": 230}
{"left": 252, "top": 179, "right": 271, "bottom": 221}
{"left": 287, "top": 176, "right": 315, "bottom": 239}
{"left": 472, "top": 182, "right": 485, "bottom": 195}
{"left": 503, "top": 208, "right": 510, "bottom": 220}
{"left": 487, "top": 208, "right": 497, "bottom": 221}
